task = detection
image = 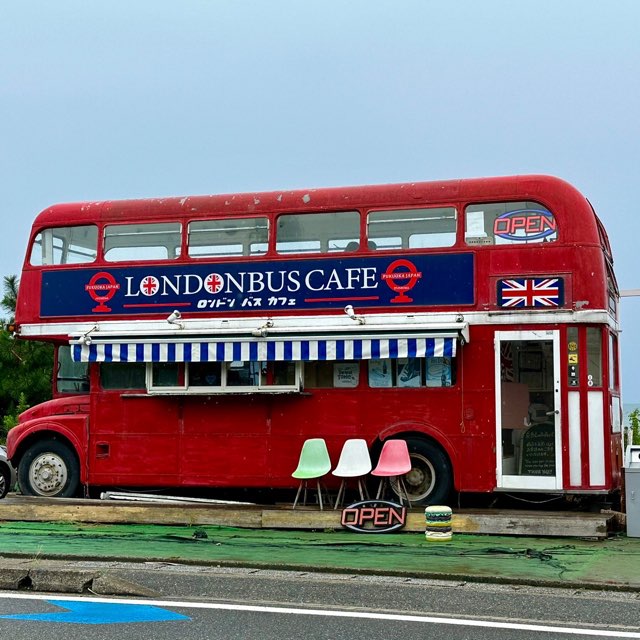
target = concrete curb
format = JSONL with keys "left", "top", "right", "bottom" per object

{"left": 0, "top": 559, "right": 159, "bottom": 597}
{"left": 0, "top": 555, "right": 636, "bottom": 595}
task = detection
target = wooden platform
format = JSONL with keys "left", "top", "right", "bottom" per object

{"left": 0, "top": 496, "right": 615, "bottom": 538}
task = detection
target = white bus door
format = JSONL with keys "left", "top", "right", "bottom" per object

{"left": 495, "top": 330, "right": 562, "bottom": 491}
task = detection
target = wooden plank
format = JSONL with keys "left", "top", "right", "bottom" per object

{"left": 263, "top": 509, "right": 610, "bottom": 538}
{"left": 262, "top": 509, "right": 340, "bottom": 529}
{"left": 0, "top": 502, "right": 262, "bottom": 528}
{"left": 0, "top": 498, "right": 613, "bottom": 538}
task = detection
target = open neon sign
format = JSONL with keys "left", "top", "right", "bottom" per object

{"left": 341, "top": 499, "right": 407, "bottom": 533}
{"left": 493, "top": 209, "right": 556, "bottom": 242}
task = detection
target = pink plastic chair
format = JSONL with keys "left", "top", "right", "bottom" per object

{"left": 371, "top": 439, "right": 412, "bottom": 505}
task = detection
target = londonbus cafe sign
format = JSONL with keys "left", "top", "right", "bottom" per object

{"left": 341, "top": 500, "right": 407, "bottom": 533}
{"left": 39, "top": 254, "right": 474, "bottom": 317}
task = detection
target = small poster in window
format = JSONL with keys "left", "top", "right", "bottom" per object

{"left": 334, "top": 363, "right": 360, "bottom": 388}
{"left": 397, "top": 358, "right": 421, "bottom": 387}
{"left": 426, "top": 357, "right": 451, "bottom": 387}
{"left": 465, "top": 210, "right": 486, "bottom": 238}
{"left": 368, "top": 359, "right": 393, "bottom": 388}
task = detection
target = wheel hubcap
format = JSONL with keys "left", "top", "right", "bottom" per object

{"left": 29, "top": 453, "right": 67, "bottom": 496}
{"left": 402, "top": 453, "right": 436, "bottom": 502}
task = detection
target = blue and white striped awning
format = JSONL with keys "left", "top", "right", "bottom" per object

{"left": 71, "top": 336, "right": 457, "bottom": 363}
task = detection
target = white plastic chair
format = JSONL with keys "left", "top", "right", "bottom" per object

{"left": 332, "top": 439, "right": 372, "bottom": 509}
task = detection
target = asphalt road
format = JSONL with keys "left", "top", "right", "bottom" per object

{"left": 0, "top": 565, "right": 639, "bottom": 639}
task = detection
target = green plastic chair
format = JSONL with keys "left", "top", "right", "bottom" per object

{"left": 292, "top": 438, "right": 332, "bottom": 510}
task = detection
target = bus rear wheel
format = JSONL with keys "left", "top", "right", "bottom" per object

{"left": 18, "top": 439, "right": 80, "bottom": 498}
{"left": 391, "top": 437, "right": 452, "bottom": 506}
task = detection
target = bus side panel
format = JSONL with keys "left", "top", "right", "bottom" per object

{"left": 180, "top": 395, "right": 269, "bottom": 486}
{"left": 268, "top": 391, "right": 353, "bottom": 489}
{"left": 88, "top": 392, "right": 181, "bottom": 487}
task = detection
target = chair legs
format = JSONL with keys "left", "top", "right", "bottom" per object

{"left": 396, "top": 476, "right": 411, "bottom": 506}
{"left": 357, "top": 478, "right": 367, "bottom": 501}
{"left": 376, "top": 475, "right": 411, "bottom": 505}
{"left": 293, "top": 479, "right": 331, "bottom": 510}
{"left": 334, "top": 477, "right": 369, "bottom": 509}
{"left": 293, "top": 481, "right": 304, "bottom": 509}
{"left": 334, "top": 480, "right": 346, "bottom": 510}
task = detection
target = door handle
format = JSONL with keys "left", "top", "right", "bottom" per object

{"left": 546, "top": 410, "right": 559, "bottom": 416}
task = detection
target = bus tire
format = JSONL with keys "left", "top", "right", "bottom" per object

{"left": 0, "top": 466, "right": 10, "bottom": 499}
{"left": 18, "top": 439, "right": 80, "bottom": 498}
{"left": 395, "top": 437, "right": 452, "bottom": 506}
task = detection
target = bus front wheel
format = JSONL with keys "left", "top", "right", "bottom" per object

{"left": 394, "top": 437, "right": 452, "bottom": 506}
{"left": 18, "top": 439, "right": 80, "bottom": 498}
{"left": 0, "top": 467, "right": 10, "bottom": 499}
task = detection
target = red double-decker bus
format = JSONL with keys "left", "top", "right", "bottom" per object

{"left": 7, "top": 175, "right": 623, "bottom": 505}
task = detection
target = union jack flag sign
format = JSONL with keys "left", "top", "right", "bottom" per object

{"left": 497, "top": 278, "right": 564, "bottom": 308}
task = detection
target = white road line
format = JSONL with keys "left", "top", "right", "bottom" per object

{"left": 0, "top": 592, "right": 637, "bottom": 637}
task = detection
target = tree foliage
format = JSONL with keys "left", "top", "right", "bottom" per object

{"left": 0, "top": 276, "right": 53, "bottom": 441}
{"left": 629, "top": 408, "right": 640, "bottom": 446}
{"left": 1, "top": 275, "right": 18, "bottom": 321}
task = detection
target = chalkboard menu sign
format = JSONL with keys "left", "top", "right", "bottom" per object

{"left": 520, "top": 423, "right": 556, "bottom": 476}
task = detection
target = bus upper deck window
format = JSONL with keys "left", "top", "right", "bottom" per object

{"left": 465, "top": 201, "right": 557, "bottom": 246}
{"left": 276, "top": 211, "right": 360, "bottom": 255}
{"left": 30, "top": 225, "right": 98, "bottom": 266}
{"left": 188, "top": 217, "right": 268, "bottom": 258}
{"left": 104, "top": 222, "right": 182, "bottom": 262}
{"left": 367, "top": 207, "right": 457, "bottom": 251}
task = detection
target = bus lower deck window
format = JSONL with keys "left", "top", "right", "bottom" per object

{"left": 101, "top": 363, "right": 146, "bottom": 390}
{"left": 189, "top": 362, "right": 222, "bottom": 387}
{"left": 57, "top": 346, "right": 89, "bottom": 393}
{"left": 304, "top": 361, "right": 360, "bottom": 388}
{"left": 368, "top": 357, "right": 455, "bottom": 388}
{"left": 152, "top": 362, "right": 182, "bottom": 387}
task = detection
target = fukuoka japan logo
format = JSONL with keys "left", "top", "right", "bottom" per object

{"left": 381, "top": 259, "right": 422, "bottom": 303}
{"left": 84, "top": 271, "right": 121, "bottom": 313}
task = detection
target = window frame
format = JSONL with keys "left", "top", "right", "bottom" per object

{"left": 366, "top": 206, "right": 458, "bottom": 251}
{"left": 99, "top": 362, "right": 147, "bottom": 391}
{"left": 275, "top": 210, "right": 361, "bottom": 256}
{"left": 147, "top": 361, "right": 302, "bottom": 394}
{"left": 366, "top": 356, "right": 456, "bottom": 389}
{"left": 464, "top": 200, "right": 558, "bottom": 247}
{"left": 187, "top": 216, "right": 270, "bottom": 259}
{"left": 30, "top": 225, "right": 99, "bottom": 266}
{"left": 103, "top": 221, "right": 183, "bottom": 263}
{"left": 56, "top": 346, "right": 90, "bottom": 394}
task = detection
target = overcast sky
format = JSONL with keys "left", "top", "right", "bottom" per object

{"left": 2, "top": 1, "right": 640, "bottom": 398}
